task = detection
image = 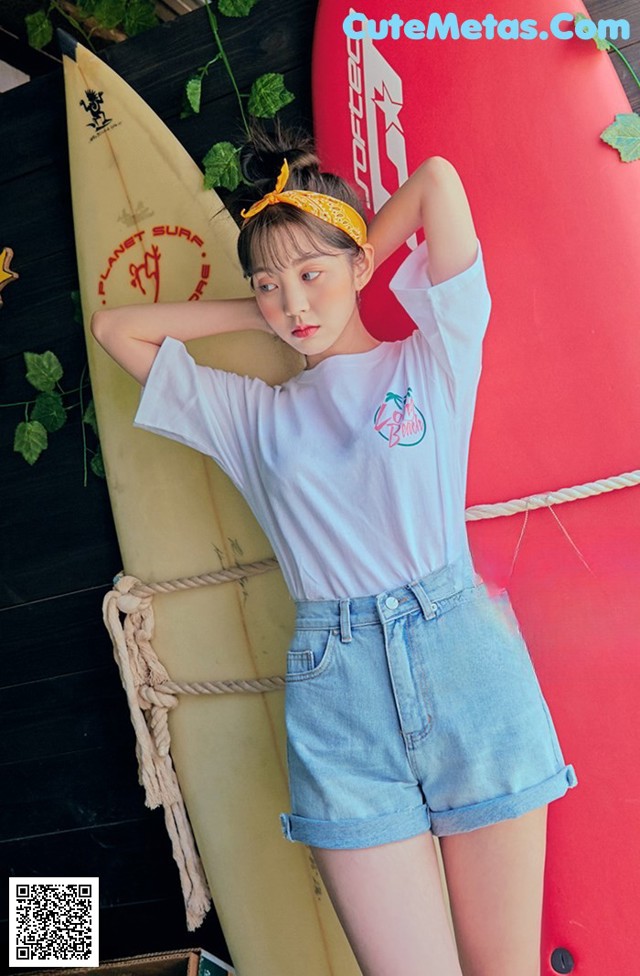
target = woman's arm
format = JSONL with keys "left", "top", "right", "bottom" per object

{"left": 91, "top": 296, "right": 271, "bottom": 387}
{"left": 366, "top": 156, "right": 479, "bottom": 285}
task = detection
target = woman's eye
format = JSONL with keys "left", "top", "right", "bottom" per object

{"left": 257, "top": 282, "right": 275, "bottom": 293}
{"left": 302, "top": 271, "right": 320, "bottom": 281}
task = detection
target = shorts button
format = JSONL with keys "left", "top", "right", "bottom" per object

{"left": 385, "top": 596, "right": 399, "bottom": 610}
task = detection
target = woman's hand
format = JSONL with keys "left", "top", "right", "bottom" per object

{"left": 366, "top": 156, "right": 479, "bottom": 285}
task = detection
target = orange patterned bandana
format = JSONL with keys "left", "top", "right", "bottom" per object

{"left": 240, "top": 158, "right": 367, "bottom": 246}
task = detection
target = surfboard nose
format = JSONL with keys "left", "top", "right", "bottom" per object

{"left": 56, "top": 28, "right": 79, "bottom": 60}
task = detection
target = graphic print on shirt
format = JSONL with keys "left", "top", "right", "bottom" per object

{"left": 373, "top": 386, "right": 426, "bottom": 448}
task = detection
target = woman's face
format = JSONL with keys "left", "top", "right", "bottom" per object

{"left": 250, "top": 224, "right": 374, "bottom": 368}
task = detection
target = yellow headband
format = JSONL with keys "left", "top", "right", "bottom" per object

{"left": 240, "top": 158, "right": 367, "bottom": 247}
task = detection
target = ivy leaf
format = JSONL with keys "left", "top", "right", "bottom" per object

{"left": 14, "top": 421, "right": 48, "bottom": 465}
{"left": 76, "top": 0, "right": 100, "bottom": 14}
{"left": 25, "top": 10, "right": 53, "bottom": 50}
{"left": 218, "top": 0, "right": 259, "bottom": 16}
{"left": 248, "top": 73, "right": 295, "bottom": 118}
{"left": 573, "top": 12, "right": 611, "bottom": 51}
{"left": 83, "top": 399, "right": 99, "bottom": 436}
{"left": 93, "top": 0, "right": 126, "bottom": 30}
{"left": 202, "top": 141, "right": 242, "bottom": 191}
{"left": 24, "top": 351, "right": 64, "bottom": 393}
{"left": 185, "top": 75, "right": 203, "bottom": 115}
{"left": 124, "top": 0, "right": 159, "bottom": 36}
{"left": 91, "top": 446, "right": 106, "bottom": 478}
{"left": 32, "top": 392, "right": 67, "bottom": 433}
{"left": 600, "top": 113, "right": 640, "bottom": 162}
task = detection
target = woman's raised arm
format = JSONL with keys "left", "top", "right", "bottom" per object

{"left": 91, "top": 296, "right": 271, "bottom": 387}
{"left": 366, "top": 155, "right": 479, "bottom": 284}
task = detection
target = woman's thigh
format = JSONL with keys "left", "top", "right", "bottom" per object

{"left": 311, "top": 831, "right": 464, "bottom": 976}
{"left": 439, "top": 805, "right": 548, "bottom": 976}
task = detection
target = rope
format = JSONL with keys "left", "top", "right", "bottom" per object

{"left": 464, "top": 469, "right": 640, "bottom": 520}
{"left": 102, "top": 578, "right": 212, "bottom": 930}
{"left": 101, "top": 466, "right": 639, "bottom": 929}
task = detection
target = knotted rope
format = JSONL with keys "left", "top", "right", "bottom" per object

{"left": 102, "top": 468, "right": 639, "bottom": 929}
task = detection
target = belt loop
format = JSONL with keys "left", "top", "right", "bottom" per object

{"left": 339, "top": 599, "right": 352, "bottom": 643}
{"left": 408, "top": 580, "right": 437, "bottom": 620}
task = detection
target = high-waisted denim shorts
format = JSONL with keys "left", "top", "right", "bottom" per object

{"left": 279, "top": 553, "right": 578, "bottom": 849}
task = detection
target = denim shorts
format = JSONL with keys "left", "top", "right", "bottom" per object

{"left": 279, "top": 553, "right": 578, "bottom": 849}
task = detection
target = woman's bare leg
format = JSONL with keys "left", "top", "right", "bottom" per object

{"left": 311, "top": 831, "right": 464, "bottom": 976}
{"left": 439, "top": 805, "right": 548, "bottom": 976}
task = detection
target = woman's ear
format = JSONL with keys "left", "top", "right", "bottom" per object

{"left": 352, "top": 243, "right": 376, "bottom": 291}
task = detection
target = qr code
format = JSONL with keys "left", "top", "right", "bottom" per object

{"left": 9, "top": 877, "right": 99, "bottom": 967}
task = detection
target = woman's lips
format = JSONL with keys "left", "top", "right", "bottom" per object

{"left": 292, "top": 326, "right": 320, "bottom": 338}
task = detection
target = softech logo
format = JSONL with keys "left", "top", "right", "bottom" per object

{"left": 374, "top": 387, "right": 426, "bottom": 447}
{"left": 346, "top": 11, "right": 418, "bottom": 250}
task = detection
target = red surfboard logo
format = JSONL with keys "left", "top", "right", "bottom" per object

{"left": 346, "top": 16, "right": 418, "bottom": 252}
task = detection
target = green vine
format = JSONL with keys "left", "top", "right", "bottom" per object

{"left": 574, "top": 12, "right": 640, "bottom": 162}
{"left": 25, "top": 0, "right": 159, "bottom": 53}
{"left": 181, "top": 0, "right": 296, "bottom": 192}
{"left": 3, "top": 291, "right": 105, "bottom": 482}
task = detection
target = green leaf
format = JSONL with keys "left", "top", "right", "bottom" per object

{"left": 574, "top": 12, "right": 611, "bottom": 51}
{"left": 14, "top": 421, "right": 48, "bottom": 465}
{"left": 218, "top": 0, "right": 259, "bottom": 16}
{"left": 248, "top": 73, "right": 295, "bottom": 118}
{"left": 124, "top": 0, "right": 159, "bottom": 36}
{"left": 600, "top": 112, "right": 640, "bottom": 162}
{"left": 202, "top": 141, "right": 242, "bottom": 191}
{"left": 91, "top": 447, "right": 106, "bottom": 478}
{"left": 93, "top": 0, "right": 126, "bottom": 30}
{"left": 24, "top": 351, "right": 64, "bottom": 392}
{"left": 25, "top": 10, "right": 53, "bottom": 50}
{"left": 32, "top": 392, "right": 67, "bottom": 433}
{"left": 185, "top": 74, "right": 203, "bottom": 114}
{"left": 83, "top": 399, "right": 99, "bottom": 436}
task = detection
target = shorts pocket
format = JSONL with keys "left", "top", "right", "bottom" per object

{"left": 285, "top": 627, "right": 339, "bottom": 682}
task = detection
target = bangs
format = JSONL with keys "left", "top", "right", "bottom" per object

{"left": 241, "top": 205, "right": 357, "bottom": 281}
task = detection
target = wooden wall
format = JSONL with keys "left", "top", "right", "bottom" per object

{"left": 1, "top": 0, "right": 637, "bottom": 970}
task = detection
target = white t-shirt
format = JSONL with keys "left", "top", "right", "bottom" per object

{"left": 133, "top": 238, "right": 491, "bottom": 600}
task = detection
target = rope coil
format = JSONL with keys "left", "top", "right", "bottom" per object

{"left": 102, "top": 467, "right": 639, "bottom": 930}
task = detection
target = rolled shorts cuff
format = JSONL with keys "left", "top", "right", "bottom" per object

{"left": 279, "top": 803, "right": 432, "bottom": 849}
{"left": 429, "top": 764, "right": 579, "bottom": 837}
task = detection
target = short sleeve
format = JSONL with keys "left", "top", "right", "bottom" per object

{"left": 389, "top": 237, "right": 491, "bottom": 411}
{"left": 132, "top": 335, "right": 268, "bottom": 491}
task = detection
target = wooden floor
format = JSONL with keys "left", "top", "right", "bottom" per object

{"left": 1, "top": 0, "right": 637, "bottom": 970}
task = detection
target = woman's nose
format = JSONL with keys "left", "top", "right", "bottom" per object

{"left": 282, "top": 282, "right": 309, "bottom": 317}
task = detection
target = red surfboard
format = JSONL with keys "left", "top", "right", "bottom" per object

{"left": 313, "top": 3, "right": 640, "bottom": 972}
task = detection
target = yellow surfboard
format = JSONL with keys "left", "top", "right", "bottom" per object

{"left": 57, "top": 30, "right": 370, "bottom": 976}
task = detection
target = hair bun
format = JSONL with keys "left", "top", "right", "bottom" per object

{"left": 238, "top": 118, "right": 321, "bottom": 191}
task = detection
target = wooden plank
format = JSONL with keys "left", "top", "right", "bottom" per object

{"left": 0, "top": 464, "right": 117, "bottom": 605}
{"left": 0, "top": 746, "right": 148, "bottom": 842}
{"left": 2, "top": 818, "right": 225, "bottom": 916}
{"left": 1, "top": 591, "right": 116, "bottom": 688}
{"left": 0, "top": 668, "right": 135, "bottom": 765}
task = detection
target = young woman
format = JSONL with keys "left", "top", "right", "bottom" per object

{"left": 92, "top": 122, "right": 577, "bottom": 976}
